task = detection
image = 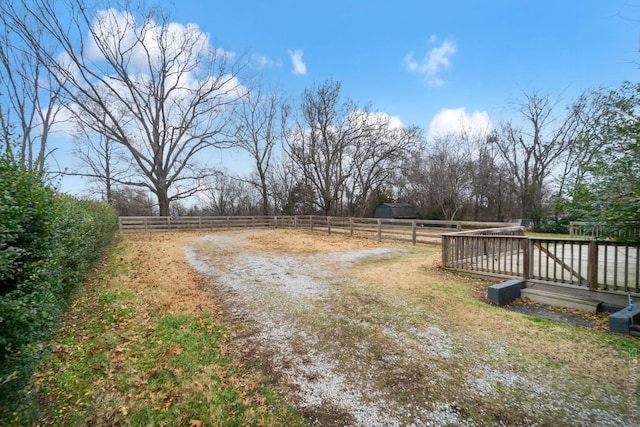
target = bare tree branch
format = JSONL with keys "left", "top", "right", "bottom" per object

{"left": 4, "top": 0, "right": 249, "bottom": 215}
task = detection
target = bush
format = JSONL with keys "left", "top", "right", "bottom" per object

{"left": 0, "top": 152, "right": 118, "bottom": 422}
{"left": 0, "top": 153, "right": 54, "bottom": 296}
{"left": 532, "top": 215, "right": 577, "bottom": 234}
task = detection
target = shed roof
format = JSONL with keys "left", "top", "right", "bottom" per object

{"left": 374, "top": 203, "right": 417, "bottom": 219}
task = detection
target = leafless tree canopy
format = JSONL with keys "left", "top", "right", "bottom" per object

{"left": 3, "top": 0, "right": 248, "bottom": 215}
{"left": 0, "top": 1, "right": 613, "bottom": 224}
{"left": 492, "top": 91, "right": 582, "bottom": 221}
{"left": 233, "top": 87, "right": 284, "bottom": 215}
{"left": 284, "top": 80, "right": 420, "bottom": 216}
{"left": 0, "top": 8, "right": 65, "bottom": 172}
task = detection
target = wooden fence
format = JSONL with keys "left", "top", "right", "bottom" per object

{"left": 442, "top": 227, "right": 640, "bottom": 296}
{"left": 119, "top": 215, "right": 639, "bottom": 297}
{"left": 569, "top": 221, "right": 640, "bottom": 240}
{"left": 118, "top": 215, "right": 513, "bottom": 246}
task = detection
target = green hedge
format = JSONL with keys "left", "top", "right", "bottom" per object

{"left": 0, "top": 151, "right": 118, "bottom": 421}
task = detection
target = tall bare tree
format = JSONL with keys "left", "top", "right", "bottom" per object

{"left": 200, "top": 171, "right": 259, "bottom": 216}
{"left": 267, "top": 153, "right": 306, "bottom": 214}
{"left": 346, "top": 114, "right": 422, "bottom": 216}
{"left": 0, "top": 10, "right": 65, "bottom": 172}
{"left": 233, "top": 88, "right": 284, "bottom": 215}
{"left": 492, "top": 90, "right": 581, "bottom": 223}
{"left": 3, "top": 0, "right": 248, "bottom": 215}
{"left": 424, "top": 135, "right": 473, "bottom": 220}
{"left": 71, "top": 121, "right": 131, "bottom": 203}
{"left": 286, "top": 80, "right": 378, "bottom": 215}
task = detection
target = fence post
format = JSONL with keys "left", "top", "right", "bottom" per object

{"left": 118, "top": 217, "right": 123, "bottom": 233}
{"left": 377, "top": 219, "right": 382, "bottom": 241}
{"left": 349, "top": 218, "right": 354, "bottom": 237}
{"left": 310, "top": 215, "right": 314, "bottom": 232}
{"left": 412, "top": 221, "right": 417, "bottom": 245}
{"left": 327, "top": 216, "right": 332, "bottom": 235}
{"left": 522, "top": 238, "right": 530, "bottom": 279}
{"left": 441, "top": 235, "right": 448, "bottom": 267}
{"left": 588, "top": 241, "right": 598, "bottom": 290}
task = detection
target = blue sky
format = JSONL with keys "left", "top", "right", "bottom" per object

{"left": 55, "top": 0, "right": 639, "bottom": 194}
{"left": 168, "top": 0, "right": 637, "bottom": 127}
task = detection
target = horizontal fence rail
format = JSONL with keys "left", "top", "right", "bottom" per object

{"left": 569, "top": 221, "right": 640, "bottom": 240}
{"left": 118, "top": 215, "right": 514, "bottom": 245}
{"left": 443, "top": 229, "right": 640, "bottom": 296}
{"left": 118, "top": 215, "right": 288, "bottom": 232}
{"left": 119, "top": 215, "right": 639, "bottom": 298}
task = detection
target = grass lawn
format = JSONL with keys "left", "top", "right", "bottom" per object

{"left": 5, "top": 229, "right": 640, "bottom": 426}
{"left": 5, "top": 233, "right": 306, "bottom": 427}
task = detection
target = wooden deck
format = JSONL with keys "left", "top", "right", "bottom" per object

{"left": 442, "top": 230, "right": 639, "bottom": 306}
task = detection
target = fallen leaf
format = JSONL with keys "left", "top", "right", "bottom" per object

{"left": 167, "top": 345, "right": 183, "bottom": 357}
{"left": 189, "top": 420, "right": 203, "bottom": 427}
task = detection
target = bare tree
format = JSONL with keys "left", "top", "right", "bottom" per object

{"left": 4, "top": 1, "right": 248, "bottom": 215}
{"left": 0, "top": 10, "right": 65, "bottom": 172}
{"left": 233, "top": 87, "right": 284, "bottom": 215}
{"left": 492, "top": 90, "right": 581, "bottom": 223}
{"left": 424, "top": 135, "right": 473, "bottom": 220}
{"left": 200, "top": 171, "right": 259, "bottom": 215}
{"left": 286, "top": 80, "right": 377, "bottom": 215}
{"left": 393, "top": 151, "right": 428, "bottom": 213}
{"left": 111, "top": 187, "right": 155, "bottom": 216}
{"left": 267, "top": 153, "right": 306, "bottom": 214}
{"left": 71, "top": 122, "right": 130, "bottom": 203}
{"left": 346, "top": 114, "right": 422, "bottom": 216}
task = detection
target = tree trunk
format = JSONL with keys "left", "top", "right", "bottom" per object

{"left": 158, "top": 189, "right": 170, "bottom": 217}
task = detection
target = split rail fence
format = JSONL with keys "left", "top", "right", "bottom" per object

{"left": 118, "top": 215, "right": 510, "bottom": 245}
{"left": 119, "top": 215, "right": 640, "bottom": 298}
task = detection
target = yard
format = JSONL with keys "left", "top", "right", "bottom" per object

{"left": 24, "top": 229, "right": 640, "bottom": 426}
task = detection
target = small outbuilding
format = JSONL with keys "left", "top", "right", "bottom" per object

{"left": 373, "top": 203, "right": 417, "bottom": 219}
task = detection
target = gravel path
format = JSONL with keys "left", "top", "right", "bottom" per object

{"left": 183, "top": 231, "right": 638, "bottom": 427}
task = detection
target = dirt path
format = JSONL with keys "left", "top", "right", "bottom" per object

{"left": 180, "top": 229, "right": 639, "bottom": 426}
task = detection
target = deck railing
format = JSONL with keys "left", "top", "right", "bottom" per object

{"left": 443, "top": 229, "right": 640, "bottom": 296}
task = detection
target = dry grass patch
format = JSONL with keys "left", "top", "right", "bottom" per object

{"left": 17, "top": 229, "right": 639, "bottom": 427}
{"left": 348, "top": 249, "right": 634, "bottom": 388}
{"left": 183, "top": 229, "right": 639, "bottom": 426}
{"left": 19, "top": 232, "right": 305, "bottom": 427}
{"left": 240, "top": 228, "right": 396, "bottom": 254}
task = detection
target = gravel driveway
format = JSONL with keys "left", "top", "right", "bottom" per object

{"left": 183, "top": 230, "right": 638, "bottom": 427}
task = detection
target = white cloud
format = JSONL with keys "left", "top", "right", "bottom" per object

{"left": 369, "top": 111, "right": 404, "bottom": 130}
{"left": 87, "top": 8, "right": 214, "bottom": 87}
{"left": 347, "top": 110, "right": 405, "bottom": 131}
{"left": 427, "top": 108, "right": 492, "bottom": 141}
{"left": 253, "top": 54, "right": 282, "bottom": 68}
{"left": 405, "top": 36, "right": 456, "bottom": 87}
{"left": 288, "top": 49, "right": 307, "bottom": 76}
